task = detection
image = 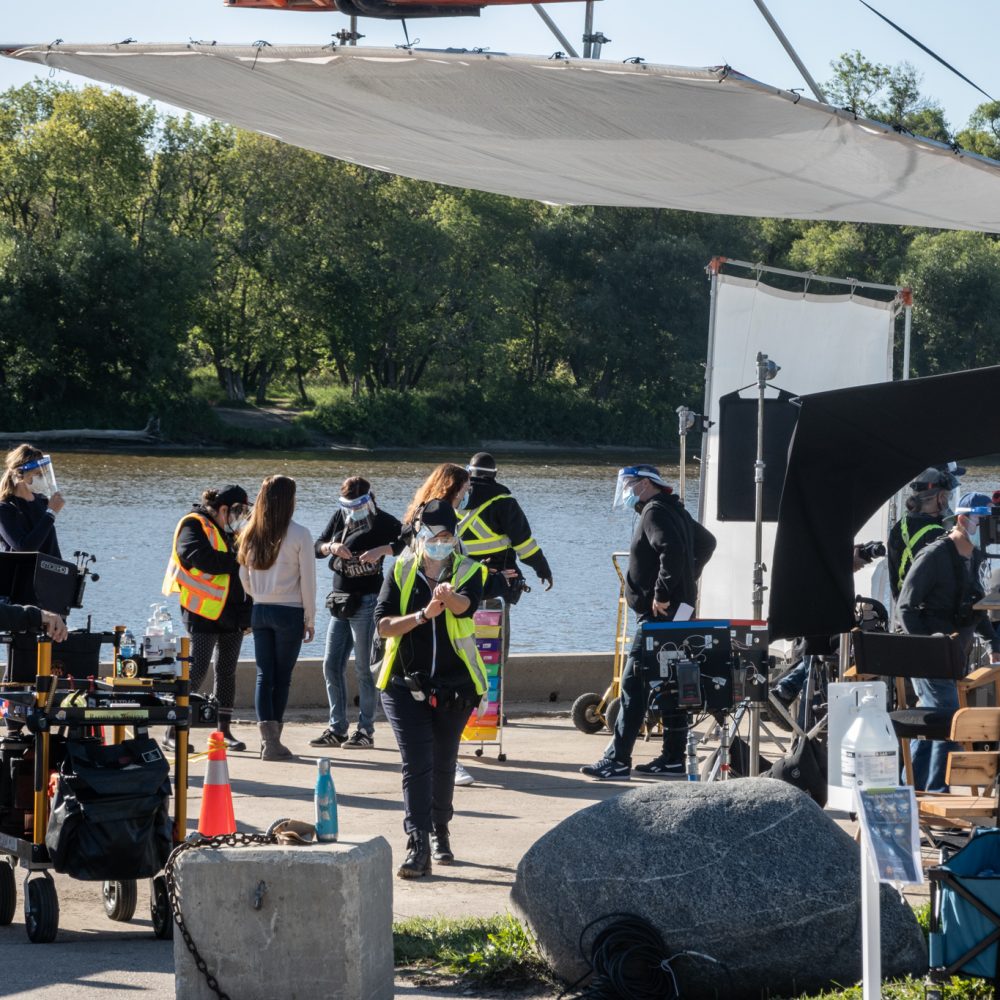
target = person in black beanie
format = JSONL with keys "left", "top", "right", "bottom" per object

{"left": 458, "top": 452, "right": 552, "bottom": 659}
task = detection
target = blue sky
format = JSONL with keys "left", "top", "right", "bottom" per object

{"left": 0, "top": 1, "right": 997, "bottom": 132}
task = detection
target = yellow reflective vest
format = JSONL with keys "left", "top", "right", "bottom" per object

{"left": 897, "top": 516, "right": 945, "bottom": 593}
{"left": 457, "top": 493, "right": 540, "bottom": 561}
{"left": 161, "top": 513, "right": 231, "bottom": 622}
{"left": 375, "top": 551, "right": 488, "bottom": 695}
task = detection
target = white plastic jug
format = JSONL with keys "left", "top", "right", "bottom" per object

{"left": 841, "top": 687, "right": 899, "bottom": 789}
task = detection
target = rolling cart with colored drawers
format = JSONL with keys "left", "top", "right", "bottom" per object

{"left": 461, "top": 600, "right": 506, "bottom": 761}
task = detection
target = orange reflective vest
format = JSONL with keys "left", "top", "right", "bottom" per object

{"left": 161, "top": 513, "right": 231, "bottom": 621}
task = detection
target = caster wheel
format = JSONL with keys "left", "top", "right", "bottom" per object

{"left": 498, "top": 753, "right": 507, "bottom": 762}
{"left": 474, "top": 748, "right": 483, "bottom": 757}
{"left": 605, "top": 697, "right": 621, "bottom": 734}
{"left": 0, "top": 859, "right": 15, "bottom": 925}
{"left": 24, "top": 876, "right": 59, "bottom": 943}
{"left": 150, "top": 875, "right": 173, "bottom": 940}
{"left": 571, "top": 693, "right": 605, "bottom": 734}
{"left": 103, "top": 879, "right": 138, "bottom": 922}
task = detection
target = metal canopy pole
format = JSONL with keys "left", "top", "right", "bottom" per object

{"left": 532, "top": 3, "right": 580, "bottom": 58}
{"left": 751, "top": 0, "right": 826, "bottom": 102}
{"left": 582, "top": 1, "right": 594, "bottom": 59}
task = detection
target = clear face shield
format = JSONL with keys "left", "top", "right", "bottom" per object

{"left": 339, "top": 492, "right": 375, "bottom": 527}
{"left": 19, "top": 455, "right": 57, "bottom": 497}
{"left": 612, "top": 471, "right": 642, "bottom": 511}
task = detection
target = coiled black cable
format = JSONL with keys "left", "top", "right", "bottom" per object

{"left": 561, "top": 913, "right": 678, "bottom": 1000}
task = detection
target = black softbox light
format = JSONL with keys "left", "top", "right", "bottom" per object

{"left": 768, "top": 366, "right": 1000, "bottom": 641}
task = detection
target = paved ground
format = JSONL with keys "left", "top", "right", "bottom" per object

{"left": 0, "top": 709, "right": 880, "bottom": 999}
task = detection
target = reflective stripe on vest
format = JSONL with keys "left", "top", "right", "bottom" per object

{"left": 897, "top": 517, "right": 944, "bottom": 592}
{"left": 161, "top": 513, "right": 231, "bottom": 622}
{"left": 375, "top": 552, "right": 488, "bottom": 694}
{"left": 458, "top": 493, "right": 511, "bottom": 556}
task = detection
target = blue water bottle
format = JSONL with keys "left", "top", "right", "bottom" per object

{"left": 315, "top": 758, "right": 339, "bottom": 842}
{"left": 120, "top": 629, "right": 136, "bottom": 659}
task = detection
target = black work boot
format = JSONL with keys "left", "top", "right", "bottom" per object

{"left": 397, "top": 831, "right": 432, "bottom": 879}
{"left": 218, "top": 711, "right": 246, "bottom": 752}
{"left": 431, "top": 825, "right": 454, "bottom": 864}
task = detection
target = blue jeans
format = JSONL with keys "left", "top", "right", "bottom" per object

{"left": 323, "top": 593, "right": 377, "bottom": 735}
{"left": 251, "top": 604, "right": 305, "bottom": 722}
{"left": 910, "top": 676, "right": 959, "bottom": 793}
{"left": 606, "top": 628, "right": 685, "bottom": 766}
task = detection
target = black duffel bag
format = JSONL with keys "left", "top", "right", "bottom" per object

{"left": 45, "top": 736, "right": 172, "bottom": 881}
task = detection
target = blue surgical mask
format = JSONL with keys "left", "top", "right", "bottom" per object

{"left": 623, "top": 491, "right": 640, "bottom": 510}
{"left": 458, "top": 492, "right": 470, "bottom": 511}
{"left": 349, "top": 506, "right": 370, "bottom": 522}
{"left": 424, "top": 541, "right": 455, "bottom": 560}
{"left": 968, "top": 525, "right": 982, "bottom": 549}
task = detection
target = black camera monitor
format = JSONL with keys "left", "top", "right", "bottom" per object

{"left": 640, "top": 620, "right": 734, "bottom": 713}
{"left": 0, "top": 552, "right": 80, "bottom": 617}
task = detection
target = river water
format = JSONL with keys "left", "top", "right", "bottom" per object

{"left": 27, "top": 453, "right": 1000, "bottom": 654}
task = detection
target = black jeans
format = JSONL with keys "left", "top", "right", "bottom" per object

{"left": 381, "top": 682, "right": 473, "bottom": 834}
{"left": 608, "top": 629, "right": 686, "bottom": 766}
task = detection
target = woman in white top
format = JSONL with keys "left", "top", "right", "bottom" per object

{"left": 238, "top": 475, "right": 316, "bottom": 760}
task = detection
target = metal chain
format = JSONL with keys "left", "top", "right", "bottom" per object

{"left": 163, "top": 831, "right": 277, "bottom": 1000}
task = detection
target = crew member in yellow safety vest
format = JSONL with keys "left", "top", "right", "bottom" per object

{"left": 161, "top": 484, "right": 253, "bottom": 751}
{"left": 374, "top": 499, "right": 487, "bottom": 880}
{"left": 457, "top": 452, "right": 552, "bottom": 658}
{"left": 887, "top": 464, "right": 964, "bottom": 601}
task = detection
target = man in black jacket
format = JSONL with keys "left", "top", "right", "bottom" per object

{"left": 887, "top": 464, "right": 964, "bottom": 600}
{"left": 898, "top": 491, "right": 1000, "bottom": 792}
{"left": 458, "top": 453, "right": 552, "bottom": 657}
{"left": 582, "top": 465, "right": 716, "bottom": 780}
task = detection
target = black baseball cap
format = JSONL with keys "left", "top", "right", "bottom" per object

{"left": 216, "top": 484, "right": 251, "bottom": 508}
{"left": 419, "top": 498, "right": 458, "bottom": 535}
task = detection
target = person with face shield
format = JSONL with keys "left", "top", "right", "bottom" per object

{"left": 897, "top": 491, "right": 1000, "bottom": 793}
{"left": 0, "top": 444, "right": 65, "bottom": 557}
{"left": 161, "top": 485, "right": 254, "bottom": 751}
{"left": 311, "top": 477, "right": 402, "bottom": 750}
{"left": 886, "top": 463, "right": 965, "bottom": 601}
{"left": 373, "top": 499, "right": 488, "bottom": 878}
{"left": 582, "top": 465, "right": 717, "bottom": 781}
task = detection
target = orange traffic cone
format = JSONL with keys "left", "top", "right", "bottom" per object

{"left": 198, "top": 731, "right": 237, "bottom": 836}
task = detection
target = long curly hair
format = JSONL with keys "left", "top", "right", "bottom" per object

{"left": 402, "top": 463, "right": 469, "bottom": 524}
{"left": 238, "top": 475, "right": 296, "bottom": 571}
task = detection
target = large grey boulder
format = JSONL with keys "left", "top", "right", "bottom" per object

{"left": 511, "top": 780, "right": 926, "bottom": 998}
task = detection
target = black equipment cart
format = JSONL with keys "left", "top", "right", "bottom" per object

{"left": 0, "top": 634, "right": 192, "bottom": 942}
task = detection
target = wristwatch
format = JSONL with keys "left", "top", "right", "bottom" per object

{"left": 415, "top": 609, "right": 427, "bottom": 625}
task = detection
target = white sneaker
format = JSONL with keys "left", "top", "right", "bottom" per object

{"left": 454, "top": 762, "right": 475, "bottom": 787}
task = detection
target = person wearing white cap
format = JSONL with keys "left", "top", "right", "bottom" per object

{"left": 897, "top": 491, "right": 1000, "bottom": 792}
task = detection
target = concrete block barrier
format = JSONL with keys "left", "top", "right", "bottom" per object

{"left": 173, "top": 838, "right": 394, "bottom": 1000}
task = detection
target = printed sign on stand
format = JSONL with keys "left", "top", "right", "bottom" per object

{"left": 856, "top": 785, "right": 924, "bottom": 885}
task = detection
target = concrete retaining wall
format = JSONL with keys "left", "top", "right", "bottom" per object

{"left": 228, "top": 651, "right": 613, "bottom": 710}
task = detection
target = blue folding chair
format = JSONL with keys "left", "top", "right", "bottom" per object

{"left": 927, "top": 828, "right": 1000, "bottom": 999}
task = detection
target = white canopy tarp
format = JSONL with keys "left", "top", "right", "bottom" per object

{"left": 5, "top": 43, "right": 1000, "bottom": 231}
{"left": 698, "top": 274, "right": 895, "bottom": 620}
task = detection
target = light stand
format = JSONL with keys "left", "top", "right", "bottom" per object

{"left": 749, "top": 352, "right": 780, "bottom": 776}
{"left": 676, "top": 406, "right": 711, "bottom": 508}
{"left": 752, "top": 352, "right": 781, "bottom": 621}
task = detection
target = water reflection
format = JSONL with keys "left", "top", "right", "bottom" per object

{"left": 39, "top": 453, "right": 1000, "bottom": 653}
